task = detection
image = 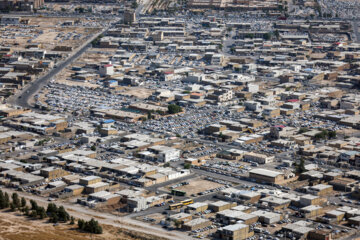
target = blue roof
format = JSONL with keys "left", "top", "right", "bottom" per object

{"left": 102, "top": 119, "right": 115, "bottom": 123}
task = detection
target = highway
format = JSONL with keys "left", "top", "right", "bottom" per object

{"left": 7, "top": 27, "right": 109, "bottom": 109}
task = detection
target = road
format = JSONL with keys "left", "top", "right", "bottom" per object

{"left": 7, "top": 27, "right": 108, "bottom": 109}
{"left": 0, "top": 187, "right": 193, "bottom": 240}
{"left": 353, "top": 21, "right": 360, "bottom": 43}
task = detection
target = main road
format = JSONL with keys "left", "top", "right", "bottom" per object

{"left": 7, "top": 26, "right": 109, "bottom": 109}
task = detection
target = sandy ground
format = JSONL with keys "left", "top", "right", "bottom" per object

{"left": 174, "top": 178, "right": 223, "bottom": 195}
{"left": 0, "top": 210, "right": 167, "bottom": 240}
{"left": 121, "top": 87, "right": 154, "bottom": 99}
{"left": 0, "top": 17, "right": 99, "bottom": 52}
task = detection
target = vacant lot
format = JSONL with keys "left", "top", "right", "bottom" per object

{"left": 174, "top": 178, "right": 223, "bottom": 195}
{"left": 0, "top": 210, "right": 167, "bottom": 240}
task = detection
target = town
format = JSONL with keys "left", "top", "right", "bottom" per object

{"left": 0, "top": 0, "right": 360, "bottom": 239}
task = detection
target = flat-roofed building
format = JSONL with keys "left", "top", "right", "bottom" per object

{"left": 249, "top": 168, "right": 285, "bottom": 184}
{"left": 182, "top": 218, "right": 212, "bottom": 231}
{"left": 186, "top": 202, "right": 208, "bottom": 213}
{"left": 216, "top": 209, "right": 258, "bottom": 225}
{"left": 217, "top": 223, "right": 254, "bottom": 240}
{"left": 85, "top": 182, "right": 109, "bottom": 194}
{"left": 300, "top": 205, "right": 323, "bottom": 218}
{"left": 209, "top": 200, "right": 237, "bottom": 212}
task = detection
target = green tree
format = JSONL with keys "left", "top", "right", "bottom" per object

{"left": 328, "top": 131, "right": 336, "bottom": 139}
{"left": 168, "top": 104, "right": 182, "bottom": 114}
{"left": 51, "top": 213, "right": 59, "bottom": 223}
{"left": 30, "top": 210, "right": 38, "bottom": 218}
{"left": 12, "top": 193, "right": 20, "bottom": 208}
{"left": 47, "top": 203, "right": 57, "bottom": 216}
{"left": 78, "top": 219, "right": 85, "bottom": 230}
{"left": 21, "top": 197, "right": 26, "bottom": 208}
{"left": 10, "top": 202, "right": 16, "bottom": 212}
{"left": 4, "top": 192, "right": 10, "bottom": 208}
{"left": 298, "top": 127, "right": 309, "bottom": 134}
{"left": 24, "top": 206, "right": 30, "bottom": 216}
{"left": 58, "top": 206, "right": 70, "bottom": 222}
{"left": 38, "top": 207, "right": 47, "bottom": 219}
{"left": 70, "top": 216, "right": 75, "bottom": 225}
{"left": 263, "top": 32, "right": 272, "bottom": 40}
{"left": 0, "top": 190, "right": 4, "bottom": 209}
{"left": 90, "top": 145, "right": 96, "bottom": 151}
{"left": 184, "top": 163, "right": 191, "bottom": 169}
{"left": 30, "top": 200, "right": 38, "bottom": 210}
{"left": 295, "top": 158, "right": 306, "bottom": 174}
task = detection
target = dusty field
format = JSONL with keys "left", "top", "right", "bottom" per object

{"left": 0, "top": 17, "right": 100, "bottom": 52}
{"left": 174, "top": 178, "right": 223, "bottom": 195}
{"left": 121, "top": 87, "right": 154, "bottom": 99}
{"left": 0, "top": 210, "right": 166, "bottom": 240}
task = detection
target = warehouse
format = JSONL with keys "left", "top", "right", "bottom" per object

{"left": 325, "top": 210, "right": 345, "bottom": 223}
{"left": 186, "top": 202, "right": 208, "bottom": 213}
{"left": 88, "top": 191, "right": 121, "bottom": 205}
{"left": 260, "top": 196, "right": 291, "bottom": 210}
{"left": 217, "top": 223, "right": 254, "bottom": 240}
{"left": 307, "top": 184, "right": 333, "bottom": 196}
{"left": 209, "top": 201, "right": 237, "bottom": 212}
{"left": 252, "top": 210, "right": 282, "bottom": 224}
{"left": 300, "top": 205, "right": 323, "bottom": 218}
{"left": 249, "top": 168, "right": 285, "bottom": 184}
{"left": 299, "top": 194, "right": 322, "bottom": 207}
{"left": 216, "top": 209, "right": 258, "bottom": 225}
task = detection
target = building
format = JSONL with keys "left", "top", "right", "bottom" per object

{"left": 307, "top": 184, "right": 333, "bottom": 196}
{"left": 124, "top": 10, "right": 136, "bottom": 24}
{"left": 186, "top": 202, "right": 208, "bottom": 213}
{"left": 217, "top": 223, "right": 254, "bottom": 240}
{"left": 300, "top": 205, "right": 323, "bottom": 218}
{"left": 249, "top": 168, "right": 285, "bottom": 184}
{"left": 209, "top": 201, "right": 236, "bottom": 212}
{"left": 40, "top": 167, "right": 69, "bottom": 180}
{"left": 252, "top": 210, "right": 282, "bottom": 224}
{"left": 243, "top": 152, "right": 275, "bottom": 164}
{"left": 216, "top": 209, "right": 259, "bottom": 225}
{"left": 182, "top": 218, "right": 212, "bottom": 231}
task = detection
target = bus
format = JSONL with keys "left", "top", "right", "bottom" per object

{"left": 181, "top": 199, "right": 194, "bottom": 206}
{"left": 171, "top": 189, "right": 186, "bottom": 196}
{"left": 169, "top": 203, "right": 183, "bottom": 210}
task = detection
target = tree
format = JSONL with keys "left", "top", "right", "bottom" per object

{"left": 168, "top": 104, "right": 182, "bottom": 114}
{"left": 263, "top": 32, "right": 271, "bottom": 41}
{"left": 10, "top": 202, "right": 16, "bottom": 212}
{"left": 21, "top": 197, "right": 26, "bottom": 208}
{"left": 164, "top": 162, "right": 170, "bottom": 167}
{"left": 58, "top": 206, "right": 70, "bottom": 222}
{"left": 24, "top": 206, "right": 30, "bottom": 216}
{"left": 4, "top": 192, "right": 10, "bottom": 208}
{"left": 30, "top": 210, "right": 38, "bottom": 218}
{"left": 78, "top": 219, "right": 85, "bottom": 230}
{"left": 295, "top": 158, "right": 306, "bottom": 174}
{"left": 90, "top": 145, "right": 96, "bottom": 151}
{"left": 12, "top": 193, "right": 20, "bottom": 208}
{"left": 47, "top": 203, "right": 57, "bottom": 216}
{"left": 30, "top": 200, "right": 38, "bottom": 210}
{"left": 70, "top": 216, "right": 75, "bottom": 225}
{"left": 184, "top": 163, "right": 191, "bottom": 169}
{"left": 0, "top": 190, "right": 4, "bottom": 209}
{"left": 38, "top": 207, "right": 47, "bottom": 219}
{"left": 51, "top": 213, "right": 59, "bottom": 223}
{"left": 328, "top": 131, "right": 336, "bottom": 139}
{"left": 298, "top": 127, "right": 309, "bottom": 134}
{"left": 78, "top": 218, "right": 102, "bottom": 234}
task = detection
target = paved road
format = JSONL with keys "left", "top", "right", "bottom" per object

{"left": 353, "top": 21, "right": 360, "bottom": 43}
{"left": 7, "top": 28, "right": 108, "bottom": 109}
